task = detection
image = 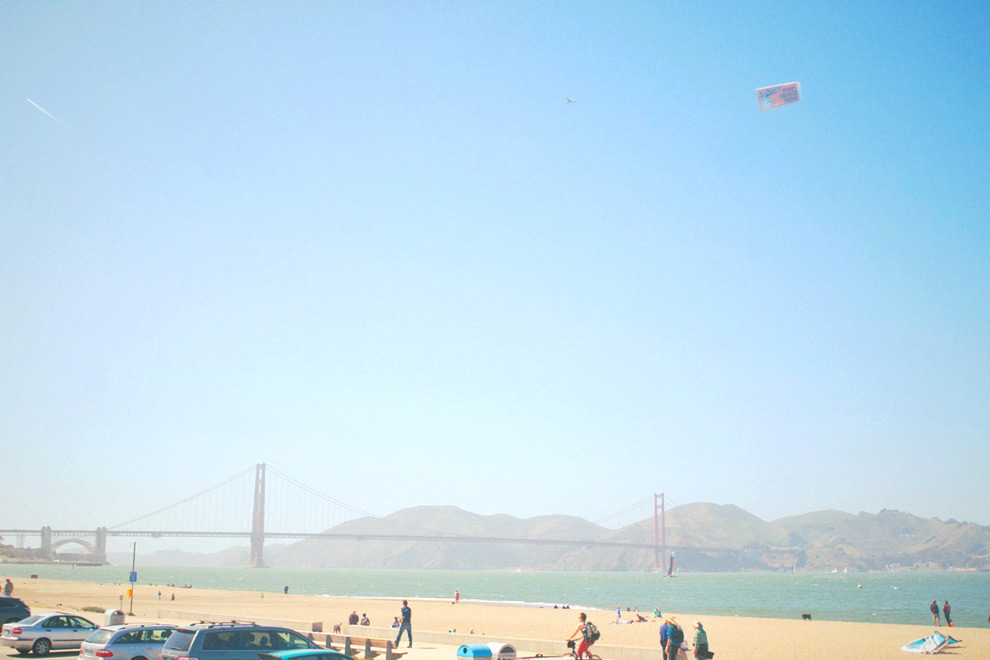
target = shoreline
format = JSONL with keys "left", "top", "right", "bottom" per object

{"left": 1, "top": 577, "right": 989, "bottom": 660}
{"left": 3, "top": 565, "right": 988, "bottom": 627}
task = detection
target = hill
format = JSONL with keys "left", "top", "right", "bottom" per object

{"left": 110, "top": 504, "right": 990, "bottom": 571}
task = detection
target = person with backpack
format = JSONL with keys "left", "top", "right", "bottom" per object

{"left": 665, "top": 618, "right": 685, "bottom": 660}
{"left": 566, "top": 612, "right": 599, "bottom": 660}
{"left": 691, "top": 621, "right": 712, "bottom": 659}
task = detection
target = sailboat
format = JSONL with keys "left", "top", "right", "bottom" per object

{"left": 665, "top": 551, "right": 676, "bottom": 577}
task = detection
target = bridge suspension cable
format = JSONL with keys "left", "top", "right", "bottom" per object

{"left": 266, "top": 466, "right": 381, "bottom": 521}
{"left": 592, "top": 495, "right": 654, "bottom": 528}
{"left": 108, "top": 466, "right": 256, "bottom": 530}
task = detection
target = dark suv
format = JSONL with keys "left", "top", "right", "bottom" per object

{"left": 0, "top": 597, "right": 31, "bottom": 627}
{"left": 160, "top": 622, "right": 320, "bottom": 660}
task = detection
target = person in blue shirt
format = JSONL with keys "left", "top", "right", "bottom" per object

{"left": 659, "top": 618, "right": 670, "bottom": 660}
{"left": 665, "top": 618, "right": 684, "bottom": 660}
{"left": 395, "top": 600, "right": 412, "bottom": 647}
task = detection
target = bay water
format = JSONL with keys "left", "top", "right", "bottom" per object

{"left": 2, "top": 565, "right": 987, "bottom": 628}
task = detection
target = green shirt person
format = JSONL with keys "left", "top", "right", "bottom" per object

{"left": 691, "top": 621, "right": 709, "bottom": 659}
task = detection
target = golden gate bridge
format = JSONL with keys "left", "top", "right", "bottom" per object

{"left": 0, "top": 464, "right": 728, "bottom": 568}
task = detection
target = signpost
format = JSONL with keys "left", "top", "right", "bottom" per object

{"left": 128, "top": 543, "right": 137, "bottom": 615}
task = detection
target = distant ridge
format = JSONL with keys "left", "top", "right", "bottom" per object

{"left": 107, "top": 504, "right": 990, "bottom": 571}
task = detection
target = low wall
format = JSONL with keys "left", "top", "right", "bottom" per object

{"left": 353, "top": 626, "right": 660, "bottom": 660}
{"left": 154, "top": 613, "right": 662, "bottom": 660}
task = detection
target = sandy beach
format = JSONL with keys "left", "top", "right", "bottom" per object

{"left": 2, "top": 578, "right": 988, "bottom": 660}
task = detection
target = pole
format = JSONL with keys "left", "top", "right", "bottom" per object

{"left": 128, "top": 542, "right": 136, "bottom": 615}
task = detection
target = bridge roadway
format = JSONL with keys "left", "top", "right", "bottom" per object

{"left": 0, "top": 528, "right": 737, "bottom": 554}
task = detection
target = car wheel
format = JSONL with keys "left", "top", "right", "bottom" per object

{"left": 133, "top": 656, "right": 148, "bottom": 660}
{"left": 32, "top": 639, "right": 52, "bottom": 656}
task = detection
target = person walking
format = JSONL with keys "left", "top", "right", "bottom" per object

{"left": 943, "top": 600, "right": 952, "bottom": 627}
{"left": 455, "top": 589, "right": 460, "bottom": 604}
{"left": 659, "top": 617, "right": 671, "bottom": 660}
{"left": 930, "top": 599, "right": 941, "bottom": 626}
{"left": 665, "top": 618, "right": 684, "bottom": 660}
{"left": 3, "top": 579, "right": 12, "bottom": 596}
{"left": 691, "top": 621, "right": 710, "bottom": 659}
{"left": 395, "top": 600, "right": 412, "bottom": 648}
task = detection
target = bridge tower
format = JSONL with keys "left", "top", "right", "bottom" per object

{"left": 249, "top": 463, "right": 266, "bottom": 568}
{"left": 653, "top": 493, "right": 665, "bottom": 571}
{"left": 41, "top": 526, "right": 53, "bottom": 556}
{"left": 95, "top": 527, "right": 108, "bottom": 564}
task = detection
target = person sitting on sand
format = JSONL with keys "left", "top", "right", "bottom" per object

{"left": 391, "top": 617, "right": 400, "bottom": 629}
{"left": 349, "top": 611, "right": 359, "bottom": 625}
{"left": 360, "top": 613, "right": 370, "bottom": 626}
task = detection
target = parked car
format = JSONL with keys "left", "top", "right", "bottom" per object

{"left": 259, "top": 650, "right": 349, "bottom": 660}
{"left": 0, "top": 613, "right": 98, "bottom": 656}
{"left": 0, "top": 597, "right": 31, "bottom": 627}
{"left": 78, "top": 624, "right": 176, "bottom": 660}
{"left": 160, "top": 622, "right": 321, "bottom": 660}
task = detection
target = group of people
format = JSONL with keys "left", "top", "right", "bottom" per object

{"left": 346, "top": 611, "right": 372, "bottom": 626}
{"left": 660, "top": 616, "right": 712, "bottom": 660}
{"left": 930, "top": 599, "right": 952, "bottom": 626}
{"left": 610, "top": 606, "right": 650, "bottom": 625}
{"left": 566, "top": 611, "right": 712, "bottom": 660}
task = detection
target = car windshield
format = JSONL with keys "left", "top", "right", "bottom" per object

{"left": 87, "top": 630, "right": 115, "bottom": 644}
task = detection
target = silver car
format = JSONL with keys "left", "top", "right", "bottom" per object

{"left": 79, "top": 624, "right": 176, "bottom": 660}
{"left": 0, "top": 613, "right": 98, "bottom": 656}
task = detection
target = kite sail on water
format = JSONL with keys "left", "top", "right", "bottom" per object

{"left": 756, "top": 82, "right": 801, "bottom": 111}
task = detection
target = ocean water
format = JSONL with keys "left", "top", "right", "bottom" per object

{"left": 2, "top": 565, "right": 987, "bottom": 628}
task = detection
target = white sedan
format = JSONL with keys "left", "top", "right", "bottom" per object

{"left": 0, "top": 613, "right": 98, "bottom": 655}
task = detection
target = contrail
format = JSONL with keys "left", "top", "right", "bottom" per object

{"left": 26, "top": 97, "right": 64, "bottom": 125}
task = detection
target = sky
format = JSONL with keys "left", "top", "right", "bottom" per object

{"left": 2, "top": 1, "right": 989, "bottom": 553}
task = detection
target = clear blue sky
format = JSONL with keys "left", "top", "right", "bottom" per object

{"left": 2, "top": 1, "right": 988, "bottom": 545}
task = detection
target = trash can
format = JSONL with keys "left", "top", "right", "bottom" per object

{"left": 487, "top": 643, "right": 516, "bottom": 660}
{"left": 457, "top": 645, "right": 492, "bottom": 658}
{"left": 104, "top": 609, "right": 125, "bottom": 626}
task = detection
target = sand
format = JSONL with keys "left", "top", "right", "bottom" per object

{"left": 3, "top": 578, "right": 989, "bottom": 660}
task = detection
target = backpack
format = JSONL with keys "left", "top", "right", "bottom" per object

{"left": 669, "top": 625, "right": 684, "bottom": 648}
{"left": 586, "top": 622, "right": 600, "bottom": 644}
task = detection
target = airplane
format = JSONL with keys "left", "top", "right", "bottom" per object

{"left": 565, "top": 98, "right": 576, "bottom": 103}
